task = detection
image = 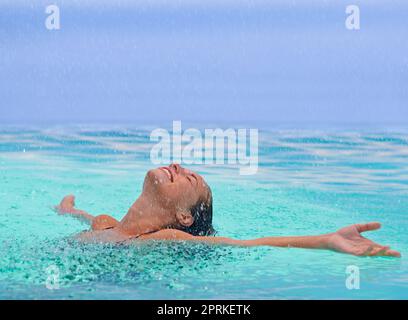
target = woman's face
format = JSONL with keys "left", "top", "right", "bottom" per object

{"left": 143, "top": 164, "right": 211, "bottom": 213}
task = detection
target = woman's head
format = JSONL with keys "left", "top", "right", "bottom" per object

{"left": 142, "top": 164, "right": 214, "bottom": 236}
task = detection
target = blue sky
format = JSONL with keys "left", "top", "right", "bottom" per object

{"left": 0, "top": 0, "right": 407, "bottom": 125}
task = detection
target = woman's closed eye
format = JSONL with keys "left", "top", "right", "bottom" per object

{"left": 186, "top": 174, "right": 198, "bottom": 185}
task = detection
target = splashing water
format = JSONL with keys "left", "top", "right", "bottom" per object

{"left": 0, "top": 125, "right": 407, "bottom": 299}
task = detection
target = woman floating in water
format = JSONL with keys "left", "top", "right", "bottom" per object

{"left": 56, "top": 164, "right": 400, "bottom": 257}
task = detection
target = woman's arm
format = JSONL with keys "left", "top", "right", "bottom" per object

{"left": 142, "top": 230, "right": 329, "bottom": 248}
{"left": 140, "top": 222, "right": 400, "bottom": 257}
{"left": 55, "top": 195, "right": 95, "bottom": 224}
{"left": 55, "top": 195, "right": 120, "bottom": 230}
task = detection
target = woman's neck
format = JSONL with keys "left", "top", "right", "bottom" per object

{"left": 119, "top": 194, "right": 172, "bottom": 236}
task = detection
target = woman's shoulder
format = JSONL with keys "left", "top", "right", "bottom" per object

{"left": 138, "top": 229, "right": 195, "bottom": 241}
{"left": 74, "top": 228, "right": 132, "bottom": 244}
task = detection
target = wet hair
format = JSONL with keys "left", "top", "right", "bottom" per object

{"left": 180, "top": 188, "right": 215, "bottom": 236}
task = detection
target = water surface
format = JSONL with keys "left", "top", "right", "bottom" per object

{"left": 0, "top": 126, "right": 407, "bottom": 299}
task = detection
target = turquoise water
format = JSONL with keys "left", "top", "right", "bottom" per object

{"left": 0, "top": 126, "right": 407, "bottom": 299}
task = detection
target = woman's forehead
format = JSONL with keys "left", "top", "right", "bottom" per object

{"left": 202, "top": 181, "right": 212, "bottom": 203}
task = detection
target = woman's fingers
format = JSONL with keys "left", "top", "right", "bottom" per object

{"left": 365, "top": 245, "right": 401, "bottom": 257}
{"left": 368, "top": 246, "right": 389, "bottom": 256}
{"left": 384, "top": 249, "right": 401, "bottom": 257}
{"left": 356, "top": 222, "right": 381, "bottom": 233}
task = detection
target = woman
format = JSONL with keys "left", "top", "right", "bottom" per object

{"left": 56, "top": 164, "right": 400, "bottom": 257}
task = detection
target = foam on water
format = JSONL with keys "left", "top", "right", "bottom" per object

{"left": 0, "top": 126, "right": 407, "bottom": 299}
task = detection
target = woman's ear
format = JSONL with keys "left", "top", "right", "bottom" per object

{"left": 175, "top": 211, "right": 194, "bottom": 227}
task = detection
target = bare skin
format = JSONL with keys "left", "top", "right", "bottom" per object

{"left": 55, "top": 164, "right": 401, "bottom": 257}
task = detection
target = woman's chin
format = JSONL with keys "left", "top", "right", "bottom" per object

{"left": 147, "top": 168, "right": 171, "bottom": 184}
{"left": 142, "top": 169, "right": 169, "bottom": 195}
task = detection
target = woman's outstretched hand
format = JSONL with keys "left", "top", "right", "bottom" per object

{"left": 327, "top": 222, "right": 401, "bottom": 257}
